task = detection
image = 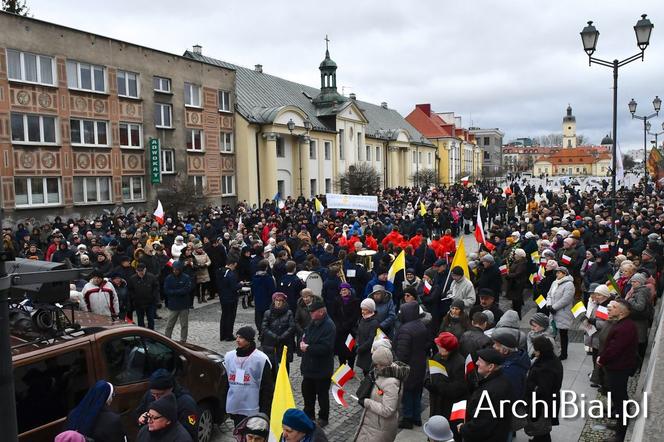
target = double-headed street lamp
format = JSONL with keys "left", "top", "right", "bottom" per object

{"left": 629, "top": 96, "right": 661, "bottom": 195}
{"left": 647, "top": 120, "right": 664, "bottom": 149}
{"left": 580, "top": 14, "right": 654, "bottom": 222}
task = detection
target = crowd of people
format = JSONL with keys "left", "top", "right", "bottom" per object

{"left": 4, "top": 176, "right": 661, "bottom": 442}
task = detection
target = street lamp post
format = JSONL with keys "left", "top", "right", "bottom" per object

{"left": 629, "top": 96, "right": 661, "bottom": 196}
{"left": 647, "top": 120, "right": 664, "bottom": 149}
{"left": 580, "top": 14, "right": 654, "bottom": 223}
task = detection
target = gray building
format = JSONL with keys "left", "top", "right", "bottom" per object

{"left": 470, "top": 127, "right": 504, "bottom": 176}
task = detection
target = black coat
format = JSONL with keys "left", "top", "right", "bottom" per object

{"left": 260, "top": 305, "right": 296, "bottom": 364}
{"left": 426, "top": 351, "right": 468, "bottom": 418}
{"left": 133, "top": 385, "right": 199, "bottom": 441}
{"left": 355, "top": 314, "right": 380, "bottom": 372}
{"left": 477, "top": 264, "right": 502, "bottom": 296}
{"left": 505, "top": 258, "right": 528, "bottom": 301}
{"left": 277, "top": 273, "right": 306, "bottom": 312}
{"left": 66, "top": 406, "right": 126, "bottom": 442}
{"left": 216, "top": 267, "right": 242, "bottom": 304}
{"left": 334, "top": 297, "right": 361, "bottom": 360}
{"left": 127, "top": 272, "right": 160, "bottom": 308}
{"left": 459, "top": 326, "right": 493, "bottom": 358}
{"left": 136, "top": 422, "right": 192, "bottom": 442}
{"left": 394, "top": 302, "right": 429, "bottom": 389}
{"left": 526, "top": 354, "right": 563, "bottom": 426}
{"left": 459, "top": 369, "right": 512, "bottom": 442}
{"left": 301, "top": 314, "right": 336, "bottom": 379}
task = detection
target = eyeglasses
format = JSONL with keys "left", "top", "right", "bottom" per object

{"left": 145, "top": 414, "right": 165, "bottom": 422}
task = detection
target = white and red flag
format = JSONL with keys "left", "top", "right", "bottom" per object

{"left": 450, "top": 400, "right": 467, "bottom": 421}
{"left": 561, "top": 254, "right": 572, "bottom": 265}
{"left": 331, "top": 364, "right": 355, "bottom": 387}
{"left": 474, "top": 202, "right": 495, "bottom": 251}
{"left": 595, "top": 305, "right": 609, "bottom": 320}
{"left": 330, "top": 383, "right": 348, "bottom": 408}
{"left": 345, "top": 334, "right": 356, "bottom": 352}
{"left": 154, "top": 200, "right": 165, "bottom": 225}
{"left": 499, "top": 264, "right": 508, "bottom": 275}
{"left": 464, "top": 354, "right": 476, "bottom": 378}
{"left": 423, "top": 280, "right": 432, "bottom": 294}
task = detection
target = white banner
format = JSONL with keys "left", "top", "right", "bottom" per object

{"left": 325, "top": 193, "right": 378, "bottom": 211}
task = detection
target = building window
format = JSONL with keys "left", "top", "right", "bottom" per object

{"left": 11, "top": 113, "right": 57, "bottom": 144}
{"left": 412, "top": 150, "right": 417, "bottom": 163}
{"left": 121, "top": 176, "right": 144, "bottom": 201}
{"left": 419, "top": 152, "right": 423, "bottom": 163}
{"left": 186, "top": 129, "right": 204, "bottom": 151}
{"left": 220, "top": 131, "right": 233, "bottom": 153}
{"left": 161, "top": 150, "right": 175, "bottom": 174}
{"left": 14, "top": 177, "right": 61, "bottom": 207}
{"left": 276, "top": 137, "right": 285, "bottom": 158}
{"left": 7, "top": 49, "right": 55, "bottom": 86}
{"left": 357, "top": 141, "right": 363, "bottom": 161}
{"left": 70, "top": 119, "right": 109, "bottom": 146}
{"left": 324, "top": 141, "right": 331, "bottom": 160}
{"left": 73, "top": 176, "right": 112, "bottom": 204}
{"left": 184, "top": 82, "right": 201, "bottom": 107}
{"left": 428, "top": 152, "right": 432, "bottom": 165}
{"left": 339, "top": 129, "right": 344, "bottom": 160}
{"left": 190, "top": 176, "right": 205, "bottom": 195}
{"left": 218, "top": 90, "right": 231, "bottom": 112}
{"left": 116, "top": 70, "right": 139, "bottom": 98}
{"left": 366, "top": 145, "right": 372, "bottom": 161}
{"left": 66, "top": 60, "right": 106, "bottom": 92}
{"left": 376, "top": 146, "right": 381, "bottom": 161}
{"left": 484, "top": 151, "right": 490, "bottom": 160}
{"left": 153, "top": 76, "right": 171, "bottom": 93}
{"left": 222, "top": 175, "right": 235, "bottom": 196}
{"left": 309, "top": 140, "right": 317, "bottom": 159}
{"left": 119, "top": 123, "right": 142, "bottom": 148}
{"left": 310, "top": 179, "right": 317, "bottom": 197}
{"left": 277, "top": 180, "right": 285, "bottom": 197}
{"left": 483, "top": 136, "right": 490, "bottom": 146}
{"left": 325, "top": 178, "right": 331, "bottom": 193}
{"left": 154, "top": 103, "right": 172, "bottom": 128}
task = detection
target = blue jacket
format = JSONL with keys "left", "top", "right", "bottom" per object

{"left": 252, "top": 271, "right": 276, "bottom": 314}
{"left": 217, "top": 267, "right": 242, "bottom": 304}
{"left": 362, "top": 277, "right": 395, "bottom": 299}
{"left": 277, "top": 273, "right": 305, "bottom": 312}
{"left": 501, "top": 349, "right": 531, "bottom": 401}
{"left": 164, "top": 273, "right": 193, "bottom": 311}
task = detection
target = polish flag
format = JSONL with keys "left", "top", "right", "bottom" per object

{"left": 561, "top": 254, "right": 572, "bottom": 265}
{"left": 464, "top": 354, "right": 475, "bottom": 379}
{"left": 618, "top": 247, "right": 623, "bottom": 254}
{"left": 450, "top": 400, "right": 467, "bottom": 421}
{"left": 423, "top": 280, "right": 432, "bottom": 294}
{"left": 595, "top": 305, "right": 609, "bottom": 320}
{"left": 460, "top": 176, "right": 470, "bottom": 186}
{"left": 330, "top": 383, "right": 348, "bottom": 408}
{"left": 166, "top": 258, "right": 175, "bottom": 267}
{"left": 499, "top": 264, "right": 508, "bottom": 275}
{"left": 474, "top": 203, "right": 495, "bottom": 251}
{"left": 600, "top": 244, "right": 610, "bottom": 252}
{"left": 331, "top": 364, "right": 355, "bottom": 387}
{"left": 154, "top": 200, "right": 165, "bottom": 225}
{"left": 345, "top": 334, "right": 356, "bottom": 352}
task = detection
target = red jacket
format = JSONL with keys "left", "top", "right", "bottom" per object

{"left": 364, "top": 235, "right": 378, "bottom": 251}
{"left": 381, "top": 231, "right": 404, "bottom": 249}
{"left": 409, "top": 234, "right": 424, "bottom": 250}
{"left": 599, "top": 318, "right": 638, "bottom": 371}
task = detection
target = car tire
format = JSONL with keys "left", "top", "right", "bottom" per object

{"left": 197, "top": 402, "right": 215, "bottom": 442}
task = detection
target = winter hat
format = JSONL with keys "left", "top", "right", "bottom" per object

{"left": 476, "top": 348, "right": 505, "bottom": 365}
{"left": 272, "top": 292, "right": 287, "bottom": 302}
{"left": 149, "top": 368, "right": 174, "bottom": 390}
{"left": 55, "top": 431, "right": 86, "bottom": 442}
{"left": 592, "top": 284, "right": 611, "bottom": 298}
{"left": 424, "top": 268, "right": 437, "bottom": 281}
{"left": 630, "top": 273, "right": 647, "bottom": 285}
{"left": 478, "top": 288, "right": 496, "bottom": 299}
{"left": 171, "top": 260, "right": 184, "bottom": 270}
{"left": 339, "top": 282, "right": 352, "bottom": 290}
{"left": 423, "top": 415, "right": 455, "bottom": 442}
{"left": 372, "top": 346, "right": 394, "bottom": 366}
{"left": 482, "top": 310, "right": 495, "bottom": 325}
{"left": 282, "top": 408, "right": 314, "bottom": 434}
{"left": 554, "top": 266, "right": 569, "bottom": 275}
{"left": 480, "top": 254, "right": 495, "bottom": 264}
{"left": 434, "top": 332, "right": 459, "bottom": 352}
{"left": 236, "top": 326, "right": 256, "bottom": 342}
{"left": 242, "top": 414, "right": 270, "bottom": 438}
{"left": 450, "top": 299, "right": 465, "bottom": 310}
{"left": 492, "top": 329, "right": 518, "bottom": 349}
{"left": 371, "top": 338, "right": 392, "bottom": 353}
{"left": 546, "top": 259, "right": 558, "bottom": 271}
{"left": 360, "top": 298, "right": 376, "bottom": 312}
{"left": 514, "top": 248, "right": 526, "bottom": 259}
{"left": 150, "top": 393, "right": 178, "bottom": 423}
{"left": 525, "top": 231, "right": 536, "bottom": 239}
{"left": 308, "top": 298, "right": 326, "bottom": 312}
{"left": 529, "top": 313, "right": 550, "bottom": 329}
{"left": 451, "top": 266, "right": 464, "bottom": 276}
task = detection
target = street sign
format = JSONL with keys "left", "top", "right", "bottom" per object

{"left": 149, "top": 138, "right": 161, "bottom": 184}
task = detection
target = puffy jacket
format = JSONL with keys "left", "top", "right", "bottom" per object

{"left": 447, "top": 277, "right": 476, "bottom": 309}
{"left": 546, "top": 275, "right": 575, "bottom": 329}
{"left": 260, "top": 305, "right": 296, "bottom": 364}
{"left": 394, "top": 302, "right": 429, "bottom": 389}
{"left": 626, "top": 284, "right": 653, "bottom": 343}
{"left": 459, "top": 326, "right": 493, "bottom": 358}
{"left": 163, "top": 273, "right": 193, "bottom": 311}
{"left": 353, "top": 362, "right": 410, "bottom": 442}
{"left": 127, "top": 272, "right": 160, "bottom": 308}
{"left": 494, "top": 310, "right": 528, "bottom": 352}
{"left": 500, "top": 349, "right": 531, "bottom": 401}
{"left": 373, "top": 292, "right": 397, "bottom": 337}
{"left": 193, "top": 251, "right": 211, "bottom": 283}
{"left": 355, "top": 314, "right": 380, "bottom": 372}
{"left": 301, "top": 314, "right": 336, "bottom": 379}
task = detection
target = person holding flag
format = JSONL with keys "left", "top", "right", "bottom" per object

{"left": 368, "top": 285, "right": 397, "bottom": 338}
{"left": 355, "top": 298, "right": 381, "bottom": 376}
{"left": 584, "top": 284, "right": 613, "bottom": 389}
{"left": 545, "top": 266, "right": 575, "bottom": 360}
{"left": 424, "top": 332, "right": 468, "bottom": 423}
{"left": 352, "top": 346, "right": 410, "bottom": 442}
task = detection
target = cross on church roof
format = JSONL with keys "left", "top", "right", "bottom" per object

{"left": 325, "top": 34, "right": 330, "bottom": 51}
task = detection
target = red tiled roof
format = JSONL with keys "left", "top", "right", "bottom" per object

{"left": 534, "top": 148, "right": 611, "bottom": 164}
{"left": 405, "top": 106, "right": 454, "bottom": 138}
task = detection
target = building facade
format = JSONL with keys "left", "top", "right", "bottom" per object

{"left": 533, "top": 146, "right": 611, "bottom": 177}
{"left": 469, "top": 127, "right": 504, "bottom": 176}
{"left": 405, "top": 104, "right": 482, "bottom": 185}
{"left": 185, "top": 46, "right": 436, "bottom": 205}
{"left": 0, "top": 12, "right": 236, "bottom": 221}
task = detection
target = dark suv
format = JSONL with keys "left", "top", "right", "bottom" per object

{"left": 11, "top": 310, "right": 227, "bottom": 442}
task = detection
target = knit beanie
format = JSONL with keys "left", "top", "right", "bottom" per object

{"left": 149, "top": 369, "right": 174, "bottom": 389}
{"left": 529, "top": 313, "right": 550, "bottom": 329}
{"left": 360, "top": 298, "right": 376, "bottom": 312}
{"left": 372, "top": 346, "right": 394, "bottom": 366}
{"left": 236, "top": 326, "right": 256, "bottom": 342}
{"left": 282, "top": 408, "right": 314, "bottom": 433}
{"left": 150, "top": 393, "right": 178, "bottom": 422}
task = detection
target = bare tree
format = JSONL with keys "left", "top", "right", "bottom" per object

{"left": 411, "top": 169, "right": 439, "bottom": 187}
{"left": 623, "top": 154, "right": 636, "bottom": 170}
{"left": 335, "top": 163, "right": 382, "bottom": 195}
{"left": 2, "top": 0, "right": 30, "bottom": 15}
{"left": 158, "top": 177, "right": 206, "bottom": 215}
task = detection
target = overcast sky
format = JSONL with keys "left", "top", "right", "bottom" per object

{"left": 26, "top": 0, "right": 664, "bottom": 150}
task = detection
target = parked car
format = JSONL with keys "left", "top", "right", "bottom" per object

{"left": 11, "top": 310, "right": 227, "bottom": 442}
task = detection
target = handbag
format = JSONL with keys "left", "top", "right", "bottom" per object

{"left": 524, "top": 416, "right": 552, "bottom": 436}
{"left": 355, "top": 372, "right": 375, "bottom": 400}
